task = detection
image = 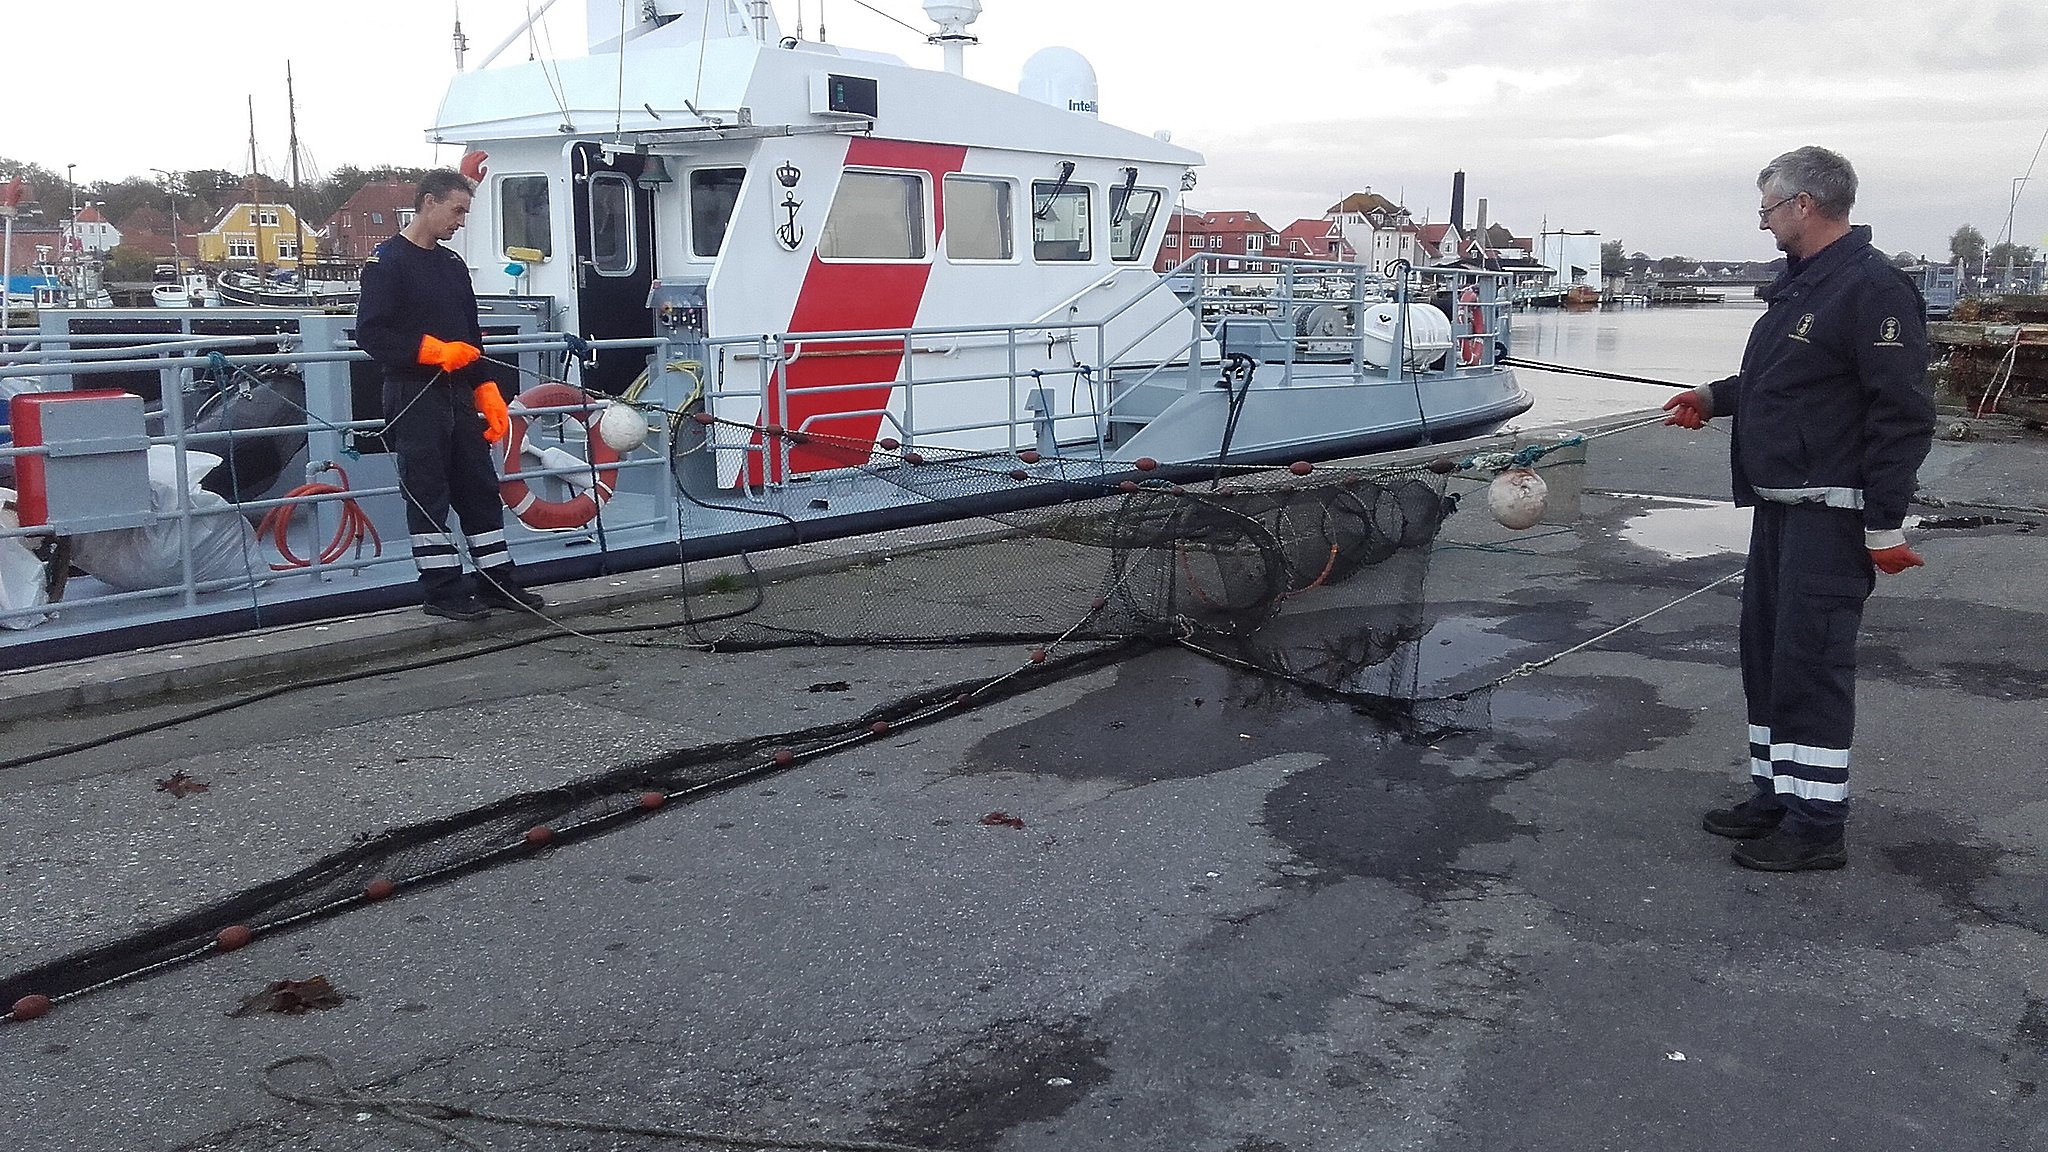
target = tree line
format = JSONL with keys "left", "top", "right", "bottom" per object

{"left": 1597, "top": 231, "right": 2037, "bottom": 279}
{"left": 0, "top": 156, "right": 432, "bottom": 237}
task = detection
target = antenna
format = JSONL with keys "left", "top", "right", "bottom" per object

{"left": 452, "top": 2, "right": 470, "bottom": 70}
{"left": 923, "top": 1, "right": 982, "bottom": 76}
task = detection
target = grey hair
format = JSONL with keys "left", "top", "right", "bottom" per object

{"left": 1758, "top": 147, "right": 1856, "bottom": 219}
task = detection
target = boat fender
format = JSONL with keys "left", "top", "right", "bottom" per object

{"left": 596, "top": 401, "right": 652, "bottom": 452}
{"left": 499, "top": 383, "right": 621, "bottom": 531}
{"left": 1487, "top": 467, "right": 1547, "bottom": 530}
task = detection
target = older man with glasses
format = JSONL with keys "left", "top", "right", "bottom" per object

{"left": 1660, "top": 146, "right": 1935, "bottom": 871}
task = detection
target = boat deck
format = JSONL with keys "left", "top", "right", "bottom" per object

{"left": 4, "top": 408, "right": 2044, "bottom": 1152}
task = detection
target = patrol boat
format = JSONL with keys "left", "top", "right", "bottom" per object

{"left": 0, "top": 0, "right": 1529, "bottom": 668}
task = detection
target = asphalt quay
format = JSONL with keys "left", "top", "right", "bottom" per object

{"left": 2, "top": 410, "right": 2044, "bottom": 1152}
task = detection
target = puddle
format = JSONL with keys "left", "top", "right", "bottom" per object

{"left": 1413, "top": 615, "right": 1528, "bottom": 690}
{"left": 1487, "top": 688, "right": 1584, "bottom": 724}
{"left": 1616, "top": 499, "right": 1751, "bottom": 559}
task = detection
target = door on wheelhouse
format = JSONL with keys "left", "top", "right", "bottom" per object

{"left": 570, "top": 143, "right": 656, "bottom": 396}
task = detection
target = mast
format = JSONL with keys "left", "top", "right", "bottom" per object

{"left": 287, "top": 61, "right": 306, "bottom": 275}
{"left": 248, "top": 96, "right": 267, "bottom": 280}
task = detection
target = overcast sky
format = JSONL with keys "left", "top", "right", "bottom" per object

{"left": 14, "top": 0, "right": 2046, "bottom": 260}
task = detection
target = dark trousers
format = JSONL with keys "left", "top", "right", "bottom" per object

{"left": 1739, "top": 502, "right": 1873, "bottom": 835}
{"left": 383, "top": 375, "right": 518, "bottom": 603}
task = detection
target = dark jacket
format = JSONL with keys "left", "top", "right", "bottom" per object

{"left": 1703, "top": 225, "right": 1934, "bottom": 548}
{"left": 354, "top": 235, "right": 487, "bottom": 389}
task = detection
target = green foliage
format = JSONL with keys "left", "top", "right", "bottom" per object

{"left": 1950, "top": 224, "right": 1986, "bottom": 268}
{"left": 1599, "top": 239, "right": 1625, "bottom": 276}
{"left": 1986, "top": 242, "right": 2036, "bottom": 270}
{"left": 0, "top": 157, "right": 63, "bottom": 221}
{"left": 89, "top": 177, "right": 172, "bottom": 229}
{"left": 103, "top": 244, "right": 155, "bottom": 281}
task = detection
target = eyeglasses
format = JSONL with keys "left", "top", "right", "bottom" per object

{"left": 1758, "top": 194, "right": 1806, "bottom": 221}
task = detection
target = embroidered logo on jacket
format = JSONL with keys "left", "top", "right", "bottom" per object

{"left": 1789, "top": 313, "right": 1816, "bottom": 343}
{"left": 1875, "top": 316, "right": 1904, "bottom": 347}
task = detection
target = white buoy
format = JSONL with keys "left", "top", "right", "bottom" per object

{"left": 1487, "top": 467, "right": 1548, "bottom": 530}
{"left": 596, "top": 401, "right": 651, "bottom": 453}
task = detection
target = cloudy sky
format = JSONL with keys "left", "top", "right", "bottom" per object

{"left": 14, "top": 0, "right": 2046, "bottom": 260}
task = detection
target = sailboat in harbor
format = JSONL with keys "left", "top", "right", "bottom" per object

{"left": 212, "top": 66, "right": 362, "bottom": 309}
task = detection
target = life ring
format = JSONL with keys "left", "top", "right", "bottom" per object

{"left": 1458, "top": 286, "right": 1485, "bottom": 366}
{"left": 499, "top": 382, "right": 620, "bottom": 530}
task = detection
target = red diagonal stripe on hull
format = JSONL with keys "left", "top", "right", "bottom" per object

{"left": 751, "top": 139, "right": 968, "bottom": 484}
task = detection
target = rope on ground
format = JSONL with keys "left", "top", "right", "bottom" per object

{"left": 264, "top": 1054, "right": 954, "bottom": 1152}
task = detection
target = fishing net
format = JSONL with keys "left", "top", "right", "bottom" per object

{"left": 2, "top": 436, "right": 1487, "bottom": 1015}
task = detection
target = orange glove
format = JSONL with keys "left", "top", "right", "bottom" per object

{"left": 1869, "top": 544, "right": 1924, "bottom": 575}
{"left": 472, "top": 384, "right": 509, "bottom": 444}
{"left": 1662, "top": 389, "right": 1710, "bottom": 429}
{"left": 418, "top": 334, "right": 482, "bottom": 373}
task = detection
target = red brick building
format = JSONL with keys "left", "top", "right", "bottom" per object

{"left": 112, "top": 206, "right": 199, "bottom": 262}
{"left": 1277, "top": 218, "right": 1356, "bottom": 263}
{"left": 321, "top": 181, "right": 416, "bottom": 260}
{"left": 1155, "top": 209, "right": 1283, "bottom": 273}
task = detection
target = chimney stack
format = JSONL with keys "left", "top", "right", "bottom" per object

{"left": 1450, "top": 171, "right": 1466, "bottom": 235}
{"left": 1476, "top": 197, "right": 1488, "bottom": 236}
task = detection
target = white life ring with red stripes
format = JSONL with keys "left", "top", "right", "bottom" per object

{"left": 499, "top": 382, "right": 621, "bottom": 530}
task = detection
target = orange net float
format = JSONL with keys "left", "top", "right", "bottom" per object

{"left": 499, "top": 383, "right": 623, "bottom": 531}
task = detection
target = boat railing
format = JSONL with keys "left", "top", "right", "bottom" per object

{"left": 0, "top": 319, "right": 618, "bottom": 631}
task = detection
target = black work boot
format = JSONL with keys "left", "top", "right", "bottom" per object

{"left": 475, "top": 573, "right": 546, "bottom": 612}
{"left": 1731, "top": 827, "right": 1847, "bottom": 872}
{"left": 1701, "top": 796, "right": 1785, "bottom": 840}
{"left": 423, "top": 594, "right": 491, "bottom": 622}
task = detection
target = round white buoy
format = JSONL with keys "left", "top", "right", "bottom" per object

{"left": 596, "top": 402, "right": 651, "bottom": 453}
{"left": 1487, "top": 467, "right": 1548, "bottom": 530}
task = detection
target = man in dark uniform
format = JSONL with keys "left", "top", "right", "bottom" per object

{"left": 1663, "top": 146, "right": 1934, "bottom": 872}
{"left": 356, "top": 170, "right": 545, "bottom": 621}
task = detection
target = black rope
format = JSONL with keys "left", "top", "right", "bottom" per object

{"left": 264, "top": 1054, "right": 956, "bottom": 1152}
{"left": 1501, "top": 356, "right": 1692, "bottom": 390}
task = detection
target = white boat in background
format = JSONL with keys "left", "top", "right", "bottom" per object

{"left": 0, "top": 0, "right": 1530, "bottom": 666}
{"left": 150, "top": 273, "right": 217, "bottom": 309}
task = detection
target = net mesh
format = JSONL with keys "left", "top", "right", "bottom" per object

{"left": 3, "top": 440, "right": 1489, "bottom": 1013}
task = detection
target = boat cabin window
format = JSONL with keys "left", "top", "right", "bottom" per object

{"left": 690, "top": 168, "right": 746, "bottom": 258}
{"left": 943, "top": 177, "right": 1015, "bottom": 262}
{"left": 586, "top": 172, "right": 636, "bottom": 275}
{"left": 820, "top": 170, "right": 927, "bottom": 261}
{"left": 1031, "top": 183, "right": 1092, "bottom": 262}
{"left": 499, "top": 176, "right": 552, "bottom": 259}
{"left": 1109, "top": 188, "right": 1162, "bottom": 263}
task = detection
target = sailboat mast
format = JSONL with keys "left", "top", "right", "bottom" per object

{"left": 248, "top": 95, "right": 266, "bottom": 279}
{"left": 287, "top": 62, "right": 306, "bottom": 273}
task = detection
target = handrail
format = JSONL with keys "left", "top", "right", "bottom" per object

{"left": 1029, "top": 268, "right": 1131, "bottom": 324}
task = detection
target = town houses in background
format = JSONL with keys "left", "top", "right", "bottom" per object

{"left": 1160, "top": 171, "right": 1602, "bottom": 305}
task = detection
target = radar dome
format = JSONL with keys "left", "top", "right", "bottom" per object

{"left": 1019, "top": 47, "right": 1099, "bottom": 118}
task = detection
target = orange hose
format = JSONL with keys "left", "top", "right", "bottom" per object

{"left": 256, "top": 467, "right": 382, "bottom": 571}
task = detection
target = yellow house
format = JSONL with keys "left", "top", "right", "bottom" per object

{"left": 196, "top": 201, "right": 322, "bottom": 268}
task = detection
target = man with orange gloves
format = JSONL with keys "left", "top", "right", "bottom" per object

{"left": 1663, "top": 146, "right": 1934, "bottom": 871}
{"left": 356, "top": 170, "right": 544, "bottom": 620}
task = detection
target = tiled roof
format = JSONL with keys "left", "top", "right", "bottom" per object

{"left": 1326, "top": 191, "right": 1404, "bottom": 216}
